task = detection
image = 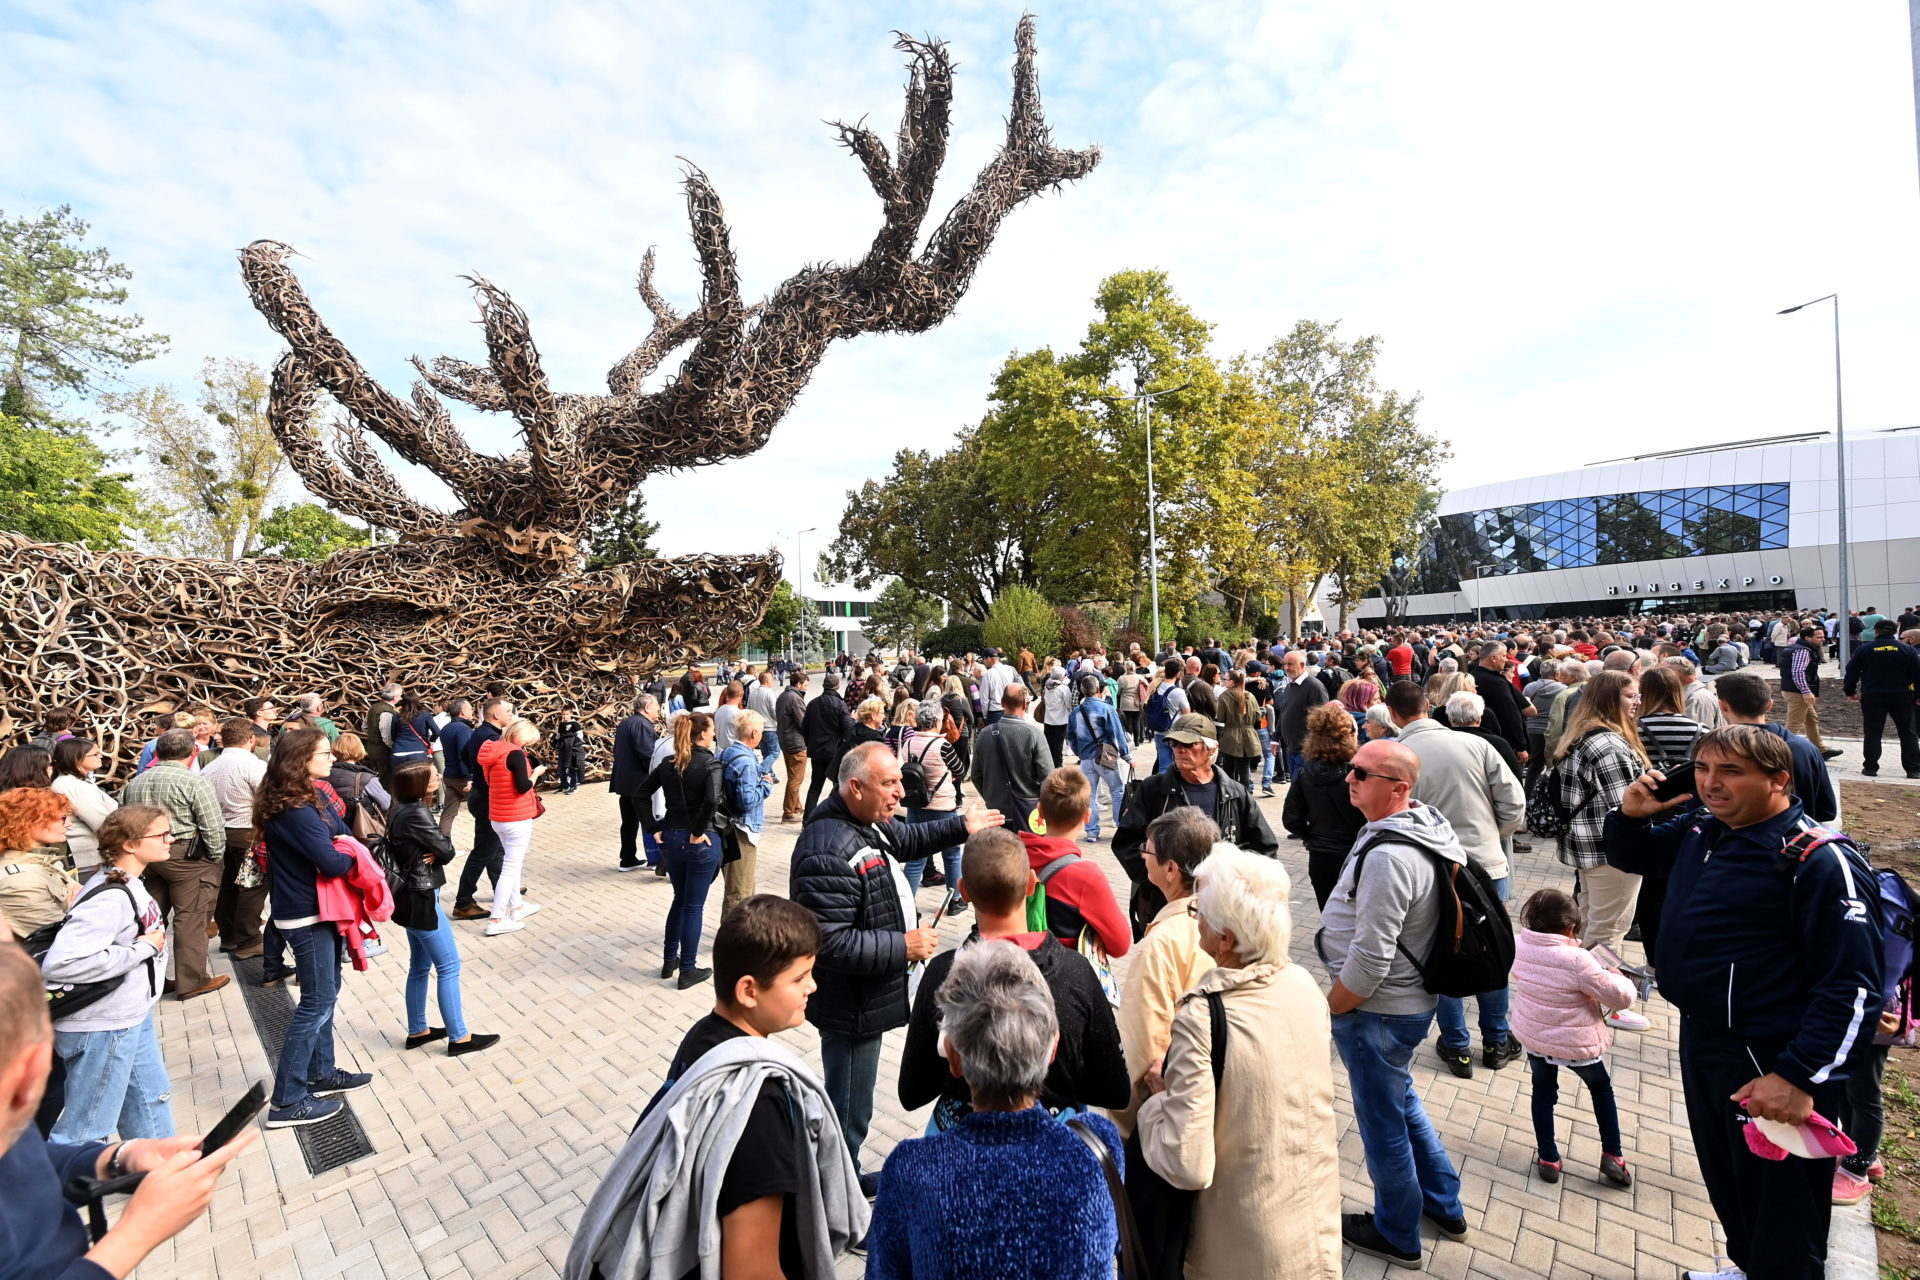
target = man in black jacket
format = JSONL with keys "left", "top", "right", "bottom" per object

{"left": 789, "top": 742, "right": 1000, "bottom": 1193}
{"left": 802, "top": 674, "right": 854, "bottom": 820}
{"left": 1844, "top": 619, "right": 1920, "bottom": 778}
{"left": 776, "top": 672, "right": 810, "bottom": 823}
{"left": 452, "top": 697, "right": 510, "bottom": 919}
{"left": 1274, "top": 650, "right": 1330, "bottom": 782}
{"left": 1606, "top": 725, "right": 1880, "bottom": 1280}
{"left": 608, "top": 694, "right": 662, "bottom": 871}
{"left": 1468, "top": 641, "right": 1529, "bottom": 766}
{"left": 1111, "top": 714, "right": 1279, "bottom": 937}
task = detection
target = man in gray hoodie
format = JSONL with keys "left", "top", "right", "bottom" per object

{"left": 1315, "top": 739, "right": 1469, "bottom": 1270}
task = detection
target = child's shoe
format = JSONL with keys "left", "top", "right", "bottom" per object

{"left": 1600, "top": 1154, "right": 1632, "bottom": 1188}
{"left": 1832, "top": 1167, "right": 1871, "bottom": 1205}
{"left": 1869, "top": 1159, "right": 1887, "bottom": 1183}
{"left": 1605, "top": 1008, "right": 1650, "bottom": 1031}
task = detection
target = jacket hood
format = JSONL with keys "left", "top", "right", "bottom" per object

{"left": 1356, "top": 800, "right": 1467, "bottom": 865}
{"left": 1019, "top": 832, "right": 1079, "bottom": 861}
{"left": 1519, "top": 928, "right": 1578, "bottom": 949}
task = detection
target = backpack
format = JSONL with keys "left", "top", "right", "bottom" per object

{"left": 1783, "top": 828, "right": 1917, "bottom": 1035}
{"left": 1348, "top": 835, "right": 1515, "bottom": 998}
{"left": 23, "top": 880, "right": 151, "bottom": 1021}
{"left": 1025, "top": 854, "right": 1120, "bottom": 1005}
{"left": 899, "top": 736, "right": 942, "bottom": 810}
{"left": 1143, "top": 685, "right": 1175, "bottom": 734}
{"left": 1525, "top": 761, "right": 1571, "bottom": 840}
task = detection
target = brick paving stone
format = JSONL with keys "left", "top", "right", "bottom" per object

{"left": 137, "top": 745, "right": 1813, "bottom": 1279}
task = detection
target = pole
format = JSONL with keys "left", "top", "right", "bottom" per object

{"left": 1141, "top": 370, "right": 1162, "bottom": 656}
{"left": 1832, "top": 296, "right": 1850, "bottom": 628}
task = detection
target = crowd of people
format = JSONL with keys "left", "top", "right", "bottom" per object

{"left": 1, "top": 602, "right": 1915, "bottom": 1280}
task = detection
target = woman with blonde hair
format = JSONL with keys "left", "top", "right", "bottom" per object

{"left": 642, "top": 711, "right": 723, "bottom": 987}
{"left": 1551, "top": 670, "right": 1651, "bottom": 1029}
{"left": 474, "top": 719, "right": 545, "bottom": 937}
{"left": 886, "top": 696, "right": 919, "bottom": 754}
{"left": 1424, "top": 666, "right": 1474, "bottom": 726}
{"left": 1136, "top": 846, "right": 1341, "bottom": 1278}
{"left": 849, "top": 695, "right": 890, "bottom": 749}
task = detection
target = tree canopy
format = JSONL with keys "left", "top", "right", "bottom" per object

{"left": 0, "top": 411, "right": 150, "bottom": 548}
{"left": 863, "top": 580, "right": 943, "bottom": 654}
{"left": 583, "top": 488, "right": 660, "bottom": 570}
{"left": 255, "top": 502, "right": 367, "bottom": 563}
{"left": 982, "top": 585, "right": 1060, "bottom": 655}
{"left": 1, "top": 206, "right": 167, "bottom": 429}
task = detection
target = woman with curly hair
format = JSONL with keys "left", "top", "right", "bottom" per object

{"left": 0, "top": 787, "right": 79, "bottom": 939}
{"left": 1282, "top": 701, "right": 1367, "bottom": 908}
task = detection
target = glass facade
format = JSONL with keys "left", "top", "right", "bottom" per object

{"left": 1393, "top": 588, "right": 1796, "bottom": 626}
{"left": 1405, "top": 483, "right": 1788, "bottom": 595}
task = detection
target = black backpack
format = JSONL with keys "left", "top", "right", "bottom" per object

{"left": 23, "top": 880, "right": 150, "bottom": 1021}
{"left": 1348, "top": 834, "right": 1515, "bottom": 998}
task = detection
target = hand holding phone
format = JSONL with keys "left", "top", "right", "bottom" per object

{"left": 1649, "top": 763, "right": 1697, "bottom": 803}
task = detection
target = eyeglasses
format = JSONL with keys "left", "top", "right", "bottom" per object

{"left": 138, "top": 830, "right": 178, "bottom": 842}
{"left": 1347, "top": 764, "right": 1408, "bottom": 785}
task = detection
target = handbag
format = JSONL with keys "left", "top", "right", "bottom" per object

{"left": 1067, "top": 1117, "right": 1148, "bottom": 1280}
{"left": 1123, "top": 989, "right": 1227, "bottom": 1278}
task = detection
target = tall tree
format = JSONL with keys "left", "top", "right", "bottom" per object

{"left": 0, "top": 411, "right": 149, "bottom": 548}
{"left": 0, "top": 206, "right": 168, "bottom": 428}
{"left": 104, "top": 358, "right": 287, "bottom": 558}
{"left": 863, "top": 580, "right": 944, "bottom": 654}
{"left": 583, "top": 487, "right": 660, "bottom": 569}
{"left": 254, "top": 501, "right": 367, "bottom": 562}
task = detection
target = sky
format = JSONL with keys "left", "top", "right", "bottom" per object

{"left": 7, "top": 0, "right": 1920, "bottom": 580}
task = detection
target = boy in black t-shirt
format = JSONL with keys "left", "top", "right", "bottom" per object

{"left": 554, "top": 708, "right": 586, "bottom": 794}
{"left": 658, "top": 896, "right": 829, "bottom": 1279}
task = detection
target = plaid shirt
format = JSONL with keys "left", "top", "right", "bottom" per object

{"left": 1554, "top": 729, "right": 1643, "bottom": 869}
{"left": 121, "top": 761, "right": 224, "bottom": 856}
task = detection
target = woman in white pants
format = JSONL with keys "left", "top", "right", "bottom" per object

{"left": 474, "top": 719, "right": 545, "bottom": 936}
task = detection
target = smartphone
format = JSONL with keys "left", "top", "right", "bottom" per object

{"left": 1588, "top": 941, "right": 1625, "bottom": 969}
{"left": 1650, "top": 763, "right": 1697, "bottom": 802}
{"left": 200, "top": 1080, "right": 269, "bottom": 1152}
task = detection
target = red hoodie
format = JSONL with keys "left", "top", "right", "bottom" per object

{"left": 1017, "top": 832, "right": 1131, "bottom": 957}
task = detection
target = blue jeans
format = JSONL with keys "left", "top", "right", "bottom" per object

{"left": 663, "top": 828, "right": 722, "bottom": 973}
{"left": 1079, "top": 758, "right": 1125, "bottom": 838}
{"left": 50, "top": 1011, "right": 174, "bottom": 1144}
{"left": 905, "top": 808, "right": 960, "bottom": 891}
{"left": 1287, "top": 750, "right": 1306, "bottom": 782}
{"left": 1331, "top": 1008, "right": 1464, "bottom": 1254}
{"left": 273, "top": 923, "right": 343, "bottom": 1108}
{"left": 1435, "top": 875, "right": 1512, "bottom": 1052}
{"left": 1257, "top": 727, "right": 1275, "bottom": 787}
{"left": 405, "top": 904, "right": 469, "bottom": 1041}
{"left": 820, "top": 1030, "right": 883, "bottom": 1173}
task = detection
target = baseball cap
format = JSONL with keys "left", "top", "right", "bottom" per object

{"left": 1163, "top": 713, "right": 1217, "bottom": 745}
{"left": 982, "top": 648, "right": 1002, "bottom": 659}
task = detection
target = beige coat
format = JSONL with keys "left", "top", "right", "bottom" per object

{"left": 1136, "top": 961, "right": 1341, "bottom": 1280}
{"left": 1113, "top": 895, "right": 1215, "bottom": 1137}
{"left": 0, "top": 850, "right": 78, "bottom": 940}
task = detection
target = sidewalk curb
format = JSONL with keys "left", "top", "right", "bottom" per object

{"left": 1829, "top": 1197, "right": 1878, "bottom": 1280}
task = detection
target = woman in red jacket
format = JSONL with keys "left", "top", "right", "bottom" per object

{"left": 474, "top": 720, "right": 545, "bottom": 937}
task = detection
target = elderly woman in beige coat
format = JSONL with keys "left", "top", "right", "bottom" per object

{"left": 1136, "top": 845, "right": 1341, "bottom": 1280}
{"left": 1114, "top": 806, "right": 1218, "bottom": 1137}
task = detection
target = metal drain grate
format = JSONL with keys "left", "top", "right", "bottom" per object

{"left": 230, "top": 954, "right": 377, "bottom": 1175}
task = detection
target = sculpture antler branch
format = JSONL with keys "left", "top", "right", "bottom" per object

{"left": 265, "top": 353, "right": 443, "bottom": 535}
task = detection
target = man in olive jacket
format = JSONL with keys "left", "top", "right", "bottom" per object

{"left": 789, "top": 742, "right": 999, "bottom": 1191}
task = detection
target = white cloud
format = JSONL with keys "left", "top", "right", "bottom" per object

{"left": 7, "top": 0, "right": 1918, "bottom": 571}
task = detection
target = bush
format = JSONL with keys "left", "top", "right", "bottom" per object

{"left": 922, "top": 620, "right": 985, "bottom": 659}
{"left": 1056, "top": 606, "right": 1101, "bottom": 657}
{"left": 982, "top": 585, "right": 1061, "bottom": 656}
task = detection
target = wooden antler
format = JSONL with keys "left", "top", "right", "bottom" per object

{"left": 239, "top": 18, "right": 1097, "bottom": 562}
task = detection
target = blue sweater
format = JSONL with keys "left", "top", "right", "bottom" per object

{"left": 865, "top": 1106, "right": 1121, "bottom": 1280}
{"left": 0, "top": 1126, "right": 110, "bottom": 1280}
{"left": 264, "top": 800, "right": 353, "bottom": 922}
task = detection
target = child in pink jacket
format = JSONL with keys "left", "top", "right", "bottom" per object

{"left": 1510, "top": 888, "right": 1638, "bottom": 1187}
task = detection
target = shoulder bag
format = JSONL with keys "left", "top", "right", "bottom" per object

{"left": 1119, "top": 989, "right": 1227, "bottom": 1279}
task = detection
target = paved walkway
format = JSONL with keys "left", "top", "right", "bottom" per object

{"left": 138, "top": 744, "right": 1849, "bottom": 1280}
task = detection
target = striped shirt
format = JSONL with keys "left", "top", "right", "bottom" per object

{"left": 1637, "top": 714, "right": 1706, "bottom": 773}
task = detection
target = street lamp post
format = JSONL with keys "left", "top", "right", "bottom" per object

{"left": 791, "top": 526, "right": 816, "bottom": 663}
{"left": 1776, "top": 295, "right": 1848, "bottom": 624}
{"left": 1090, "top": 371, "right": 1191, "bottom": 656}
{"left": 1473, "top": 562, "right": 1501, "bottom": 626}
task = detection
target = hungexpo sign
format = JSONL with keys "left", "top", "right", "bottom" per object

{"left": 1606, "top": 574, "right": 1787, "bottom": 597}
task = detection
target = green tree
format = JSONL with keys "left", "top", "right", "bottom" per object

{"left": 922, "top": 620, "right": 985, "bottom": 658}
{"left": 255, "top": 501, "right": 367, "bottom": 562}
{"left": 103, "top": 358, "right": 287, "bottom": 558}
{"left": 0, "top": 206, "right": 167, "bottom": 428}
{"left": 0, "top": 410, "right": 149, "bottom": 547}
{"left": 863, "top": 580, "right": 943, "bottom": 655}
{"left": 583, "top": 488, "right": 660, "bottom": 569}
{"left": 982, "top": 585, "right": 1060, "bottom": 655}
{"left": 750, "top": 579, "right": 830, "bottom": 660}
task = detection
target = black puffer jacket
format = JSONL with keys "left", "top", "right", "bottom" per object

{"left": 388, "top": 800, "right": 456, "bottom": 931}
{"left": 1281, "top": 757, "right": 1365, "bottom": 863}
{"left": 804, "top": 691, "right": 854, "bottom": 762}
{"left": 1112, "top": 765, "right": 1279, "bottom": 936}
{"left": 789, "top": 792, "right": 969, "bottom": 1037}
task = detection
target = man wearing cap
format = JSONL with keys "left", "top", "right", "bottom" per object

{"left": 1843, "top": 618, "right": 1920, "bottom": 778}
{"left": 977, "top": 649, "right": 1016, "bottom": 726}
{"left": 1111, "top": 712, "right": 1278, "bottom": 937}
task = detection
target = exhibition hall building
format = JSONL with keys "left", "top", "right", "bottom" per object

{"left": 1355, "top": 426, "right": 1920, "bottom": 625}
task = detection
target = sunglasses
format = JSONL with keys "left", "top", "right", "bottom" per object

{"left": 1347, "top": 764, "right": 1407, "bottom": 785}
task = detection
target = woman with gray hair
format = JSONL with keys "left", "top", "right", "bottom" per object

{"left": 1137, "top": 847, "right": 1341, "bottom": 1278}
{"left": 866, "top": 941, "right": 1124, "bottom": 1279}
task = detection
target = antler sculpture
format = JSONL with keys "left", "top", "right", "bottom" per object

{"left": 1, "top": 19, "right": 1098, "bottom": 776}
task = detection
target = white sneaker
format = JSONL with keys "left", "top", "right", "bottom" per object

{"left": 1606, "top": 1008, "right": 1651, "bottom": 1031}
{"left": 1680, "top": 1269, "right": 1746, "bottom": 1279}
{"left": 515, "top": 901, "right": 543, "bottom": 920}
{"left": 483, "top": 918, "right": 525, "bottom": 937}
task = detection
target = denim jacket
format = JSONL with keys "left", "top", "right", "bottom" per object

{"left": 720, "top": 744, "right": 770, "bottom": 833}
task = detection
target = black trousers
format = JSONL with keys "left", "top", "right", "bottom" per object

{"left": 1044, "top": 723, "right": 1066, "bottom": 769}
{"left": 556, "top": 739, "right": 585, "bottom": 789}
{"left": 1220, "top": 755, "right": 1257, "bottom": 788}
{"left": 618, "top": 794, "right": 646, "bottom": 866}
{"left": 1679, "top": 1018, "right": 1840, "bottom": 1280}
{"left": 455, "top": 789, "right": 504, "bottom": 907}
{"left": 1860, "top": 693, "right": 1920, "bottom": 774}
{"left": 804, "top": 753, "right": 840, "bottom": 818}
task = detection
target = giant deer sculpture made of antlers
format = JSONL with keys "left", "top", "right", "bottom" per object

{"left": 0, "top": 20, "right": 1098, "bottom": 775}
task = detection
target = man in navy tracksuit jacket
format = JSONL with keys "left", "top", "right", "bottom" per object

{"left": 1606, "top": 725, "right": 1880, "bottom": 1280}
